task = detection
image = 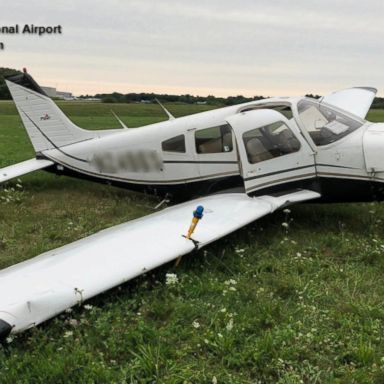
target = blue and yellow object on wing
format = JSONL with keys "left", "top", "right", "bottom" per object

{"left": 186, "top": 205, "right": 204, "bottom": 239}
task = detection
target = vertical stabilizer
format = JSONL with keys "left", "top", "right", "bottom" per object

{"left": 6, "top": 72, "right": 95, "bottom": 153}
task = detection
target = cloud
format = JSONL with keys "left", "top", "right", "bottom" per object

{"left": 1, "top": 0, "right": 384, "bottom": 96}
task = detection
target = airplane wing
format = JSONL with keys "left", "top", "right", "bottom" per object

{"left": 321, "top": 87, "right": 377, "bottom": 119}
{"left": 0, "top": 189, "right": 320, "bottom": 339}
{"left": 0, "top": 158, "right": 54, "bottom": 184}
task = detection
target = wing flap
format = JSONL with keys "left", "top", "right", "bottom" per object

{"left": 0, "top": 158, "right": 54, "bottom": 184}
{"left": 321, "top": 87, "right": 377, "bottom": 119}
{"left": 0, "top": 190, "right": 320, "bottom": 335}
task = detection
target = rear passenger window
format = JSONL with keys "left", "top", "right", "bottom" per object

{"left": 195, "top": 124, "right": 233, "bottom": 154}
{"left": 243, "top": 121, "right": 300, "bottom": 164}
{"left": 162, "top": 135, "right": 186, "bottom": 153}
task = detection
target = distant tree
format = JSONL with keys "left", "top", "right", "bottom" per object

{"left": 206, "top": 95, "right": 217, "bottom": 105}
{"left": 305, "top": 94, "right": 322, "bottom": 99}
{"left": 372, "top": 97, "right": 384, "bottom": 109}
{"left": 101, "top": 95, "right": 118, "bottom": 103}
{"left": 0, "top": 67, "right": 22, "bottom": 99}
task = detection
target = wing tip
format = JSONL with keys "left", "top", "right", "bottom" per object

{"left": 353, "top": 86, "right": 378, "bottom": 94}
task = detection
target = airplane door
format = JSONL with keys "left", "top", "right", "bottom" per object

{"left": 193, "top": 124, "right": 239, "bottom": 179}
{"left": 227, "top": 109, "right": 316, "bottom": 194}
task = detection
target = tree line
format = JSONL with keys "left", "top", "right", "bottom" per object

{"left": 2, "top": 67, "right": 384, "bottom": 108}
{"left": 0, "top": 67, "right": 22, "bottom": 100}
{"left": 87, "top": 92, "right": 265, "bottom": 106}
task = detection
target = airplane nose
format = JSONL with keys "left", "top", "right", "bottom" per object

{"left": 0, "top": 319, "right": 12, "bottom": 342}
{"left": 363, "top": 123, "right": 384, "bottom": 173}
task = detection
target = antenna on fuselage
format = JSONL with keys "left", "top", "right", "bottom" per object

{"left": 110, "top": 110, "right": 129, "bottom": 129}
{"left": 155, "top": 98, "right": 175, "bottom": 120}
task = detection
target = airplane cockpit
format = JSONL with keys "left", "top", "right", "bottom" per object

{"left": 297, "top": 99, "right": 364, "bottom": 146}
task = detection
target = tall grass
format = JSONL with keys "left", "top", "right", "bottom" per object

{"left": 1, "top": 102, "right": 384, "bottom": 383}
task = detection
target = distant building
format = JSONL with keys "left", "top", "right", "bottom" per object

{"left": 41, "top": 86, "right": 74, "bottom": 100}
{"left": 81, "top": 97, "right": 101, "bottom": 102}
{"left": 57, "top": 91, "right": 74, "bottom": 100}
{"left": 41, "top": 86, "right": 57, "bottom": 98}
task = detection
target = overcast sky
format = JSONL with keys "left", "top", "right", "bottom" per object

{"left": 1, "top": 0, "right": 384, "bottom": 97}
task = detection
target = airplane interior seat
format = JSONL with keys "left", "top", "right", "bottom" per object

{"left": 245, "top": 137, "right": 273, "bottom": 163}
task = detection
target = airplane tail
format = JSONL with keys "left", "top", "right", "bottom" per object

{"left": 5, "top": 71, "right": 95, "bottom": 154}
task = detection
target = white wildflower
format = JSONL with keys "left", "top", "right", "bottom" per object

{"left": 6, "top": 336, "right": 14, "bottom": 344}
{"left": 226, "top": 318, "right": 234, "bottom": 331}
{"left": 165, "top": 273, "right": 179, "bottom": 286}
{"left": 220, "top": 308, "right": 226, "bottom": 313}
{"left": 65, "top": 308, "right": 73, "bottom": 314}
{"left": 63, "top": 330, "right": 73, "bottom": 338}
{"left": 283, "top": 208, "right": 291, "bottom": 214}
{"left": 281, "top": 222, "right": 289, "bottom": 228}
{"left": 235, "top": 248, "right": 245, "bottom": 254}
{"left": 84, "top": 304, "right": 93, "bottom": 310}
{"left": 224, "top": 279, "right": 237, "bottom": 286}
{"left": 68, "top": 318, "right": 79, "bottom": 327}
{"left": 217, "top": 333, "right": 223, "bottom": 338}
{"left": 229, "top": 286, "right": 237, "bottom": 292}
{"left": 192, "top": 320, "right": 200, "bottom": 329}
{"left": 212, "top": 376, "right": 218, "bottom": 384}
{"left": 296, "top": 252, "right": 302, "bottom": 257}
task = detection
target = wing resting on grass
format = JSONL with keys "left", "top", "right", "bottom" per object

{"left": 0, "top": 158, "right": 54, "bottom": 184}
{"left": 0, "top": 189, "right": 320, "bottom": 339}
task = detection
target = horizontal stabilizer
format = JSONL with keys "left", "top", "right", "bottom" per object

{"left": 0, "top": 189, "right": 319, "bottom": 336}
{"left": 0, "top": 158, "right": 54, "bottom": 184}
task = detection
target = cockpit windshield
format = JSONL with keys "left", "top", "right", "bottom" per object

{"left": 297, "top": 99, "right": 363, "bottom": 146}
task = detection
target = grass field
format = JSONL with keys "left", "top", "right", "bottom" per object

{"left": 1, "top": 101, "right": 384, "bottom": 383}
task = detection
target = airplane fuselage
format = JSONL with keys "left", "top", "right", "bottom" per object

{"left": 37, "top": 97, "right": 384, "bottom": 202}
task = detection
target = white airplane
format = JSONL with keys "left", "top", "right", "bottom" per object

{"left": 0, "top": 70, "right": 382, "bottom": 341}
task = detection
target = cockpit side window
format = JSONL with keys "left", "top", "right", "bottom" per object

{"left": 195, "top": 124, "right": 233, "bottom": 154}
{"left": 297, "top": 100, "right": 363, "bottom": 146}
{"left": 162, "top": 135, "right": 186, "bottom": 153}
{"left": 243, "top": 121, "right": 300, "bottom": 164}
